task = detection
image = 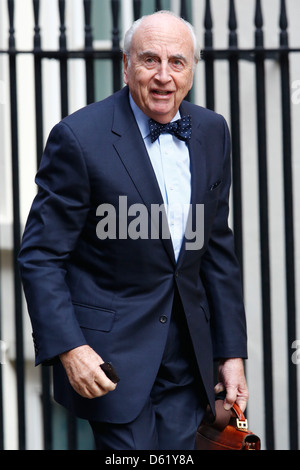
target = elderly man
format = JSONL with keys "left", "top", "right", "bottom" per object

{"left": 18, "top": 11, "right": 248, "bottom": 450}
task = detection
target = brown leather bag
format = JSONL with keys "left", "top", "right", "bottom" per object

{"left": 196, "top": 400, "right": 261, "bottom": 450}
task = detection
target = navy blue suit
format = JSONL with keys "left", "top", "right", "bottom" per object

{"left": 18, "top": 86, "right": 247, "bottom": 426}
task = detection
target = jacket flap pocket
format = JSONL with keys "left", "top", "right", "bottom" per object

{"left": 73, "top": 303, "right": 115, "bottom": 332}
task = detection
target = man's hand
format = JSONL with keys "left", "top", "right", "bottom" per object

{"left": 214, "top": 358, "right": 249, "bottom": 412}
{"left": 59, "top": 345, "right": 117, "bottom": 399}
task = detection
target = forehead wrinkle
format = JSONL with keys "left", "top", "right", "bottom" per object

{"left": 139, "top": 17, "right": 192, "bottom": 39}
{"left": 133, "top": 34, "right": 193, "bottom": 65}
{"left": 133, "top": 21, "right": 193, "bottom": 52}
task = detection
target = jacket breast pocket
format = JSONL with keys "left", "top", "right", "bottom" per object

{"left": 73, "top": 302, "right": 115, "bottom": 332}
{"left": 204, "top": 180, "right": 222, "bottom": 202}
{"left": 209, "top": 180, "right": 222, "bottom": 192}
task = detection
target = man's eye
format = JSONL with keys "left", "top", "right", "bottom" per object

{"left": 145, "top": 58, "right": 156, "bottom": 65}
{"left": 172, "top": 60, "right": 184, "bottom": 70}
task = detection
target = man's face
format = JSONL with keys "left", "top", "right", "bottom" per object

{"left": 123, "top": 15, "right": 195, "bottom": 124}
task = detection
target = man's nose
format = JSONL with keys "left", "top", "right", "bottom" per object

{"left": 155, "top": 61, "right": 172, "bottom": 83}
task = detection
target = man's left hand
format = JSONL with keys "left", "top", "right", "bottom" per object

{"left": 214, "top": 358, "right": 249, "bottom": 412}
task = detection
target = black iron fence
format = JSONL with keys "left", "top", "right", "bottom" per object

{"left": 0, "top": 0, "right": 299, "bottom": 450}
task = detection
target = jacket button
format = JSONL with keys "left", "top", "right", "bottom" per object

{"left": 159, "top": 315, "right": 168, "bottom": 324}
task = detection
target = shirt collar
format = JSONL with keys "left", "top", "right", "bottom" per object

{"left": 129, "top": 93, "right": 181, "bottom": 140}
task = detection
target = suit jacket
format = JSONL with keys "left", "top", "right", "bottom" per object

{"left": 18, "top": 86, "right": 247, "bottom": 423}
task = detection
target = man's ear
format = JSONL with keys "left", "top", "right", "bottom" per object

{"left": 123, "top": 53, "right": 129, "bottom": 84}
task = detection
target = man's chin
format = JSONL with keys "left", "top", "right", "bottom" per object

{"left": 148, "top": 105, "right": 176, "bottom": 123}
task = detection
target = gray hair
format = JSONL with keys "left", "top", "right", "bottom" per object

{"left": 123, "top": 10, "right": 201, "bottom": 65}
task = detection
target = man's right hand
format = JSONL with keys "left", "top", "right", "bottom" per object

{"left": 59, "top": 345, "right": 117, "bottom": 399}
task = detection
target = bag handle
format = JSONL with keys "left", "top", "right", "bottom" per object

{"left": 232, "top": 403, "right": 248, "bottom": 430}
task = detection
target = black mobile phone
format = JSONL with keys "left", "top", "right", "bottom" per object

{"left": 100, "top": 362, "right": 120, "bottom": 384}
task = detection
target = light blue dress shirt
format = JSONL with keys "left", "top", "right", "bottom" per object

{"left": 129, "top": 94, "right": 191, "bottom": 261}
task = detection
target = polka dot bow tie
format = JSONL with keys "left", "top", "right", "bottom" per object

{"left": 149, "top": 115, "right": 192, "bottom": 143}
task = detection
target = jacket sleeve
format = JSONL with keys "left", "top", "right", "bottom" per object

{"left": 18, "top": 121, "right": 90, "bottom": 365}
{"left": 200, "top": 117, "right": 248, "bottom": 360}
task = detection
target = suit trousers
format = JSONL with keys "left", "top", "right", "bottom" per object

{"left": 89, "top": 291, "right": 207, "bottom": 450}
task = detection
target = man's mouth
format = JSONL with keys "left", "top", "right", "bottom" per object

{"left": 152, "top": 90, "right": 173, "bottom": 97}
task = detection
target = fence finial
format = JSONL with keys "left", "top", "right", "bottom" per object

{"left": 58, "top": 0, "right": 67, "bottom": 50}
{"left": 33, "top": 0, "right": 42, "bottom": 50}
{"left": 255, "top": 0, "right": 264, "bottom": 47}
{"left": 228, "top": 0, "right": 238, "bottom": 47}
{"left": 7, "top": 0, "right": 15, "bottom": 50}
{"left": 84, "top": 0, "right": 94, "bottom": 50}
{"left": 279, "top": 0, "right": 289, "bottom": 46}
{"left": 204, "top": 0, "right": 213, "bottom": 48}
